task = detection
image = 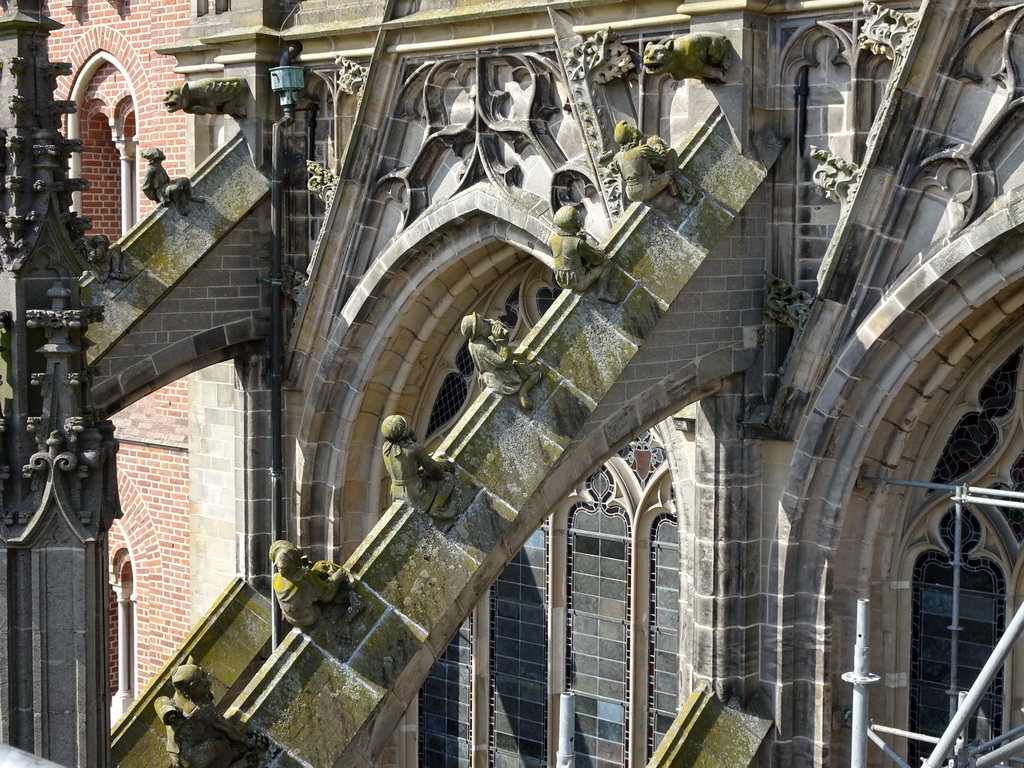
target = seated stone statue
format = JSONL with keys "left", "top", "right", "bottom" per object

{"left": 608, "top": 121, "right": 695, "bottom": 205}
{"left": 549, "top": 205, "right": 618, "bottom": 302}
{"left": 155, "top": 657, "right": 265, "bottom": 768}
{"left": 142, "top": 147, "right": 203, "bottom": 215}
{"left": 270, "top": 539, "right": 362, "bottom": 629}
{"left": 460, "top": 313, "right": 540, "bottom": 409}
{"left": 381, "top": 414, "right": 455, "bottom": 517}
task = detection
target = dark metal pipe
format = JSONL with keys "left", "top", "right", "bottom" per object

{"left": 269, "top": 40, "right": 301, "bottom": 650}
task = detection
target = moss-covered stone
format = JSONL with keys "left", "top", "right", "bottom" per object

{"left": 231, "top": 632, "right": 384, "bottom": 768}
{"left": 646, "top": 682, "right": 771, "bottom": 768}
{"left": 112, "top": 578, "right": 271, "bottom": 768}
{"left": 82, "top": 133, "right": 269, "bottom": 362}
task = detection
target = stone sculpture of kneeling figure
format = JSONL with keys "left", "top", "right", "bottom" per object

{"left": 142, "top": 147, "right": 204, "bottom": 215}
{"left": 549, "top": 205, "right": 619, "bottom": 302}
{"left": 460, "top": 312, "right": 541, "bottom": 410}
{"left": 270, "top": 539, "right": 363, "bottom": 630}
{"left": 381, "top": 414, "right": 456, "bottom": 519}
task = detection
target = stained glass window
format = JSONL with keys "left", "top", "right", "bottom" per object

{"left": 567, "top": 466, "right": 631, "bottom": 768}
{"left": 490, "top": 528, "right": 548, "bottom": 768}
{"left": 932, "top": 348, "right": 1020, "bottom": 483}
{"left": 648, "top": 514, "right": 679, "bottom": 757}
{"left": 909, "top": 508, "right": 1005, "bottom": 765}
{"left": 420, "top": 619, "right": 473, "bottom": 768}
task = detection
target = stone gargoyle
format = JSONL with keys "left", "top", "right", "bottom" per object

{"left": 154, "top": 657, "right": 267, "bottom": 768}
{"left": 164, "top": 77, "right": 248, "bottom": 118}
{"left": 381, "top": 414, "right": 456, "bottom": 519}
{"left": 642, "top": 31, "right": 732, "bottom": 84}
{"left": 269, "top": 539, "right": 364, "bottom": 630}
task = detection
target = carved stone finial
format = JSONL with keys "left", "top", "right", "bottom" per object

{"left": 141, "top": 147, "right": 204, "bottom": 215}
{"left": 764, "top": 273, "right": 814, "bottom": 330}
{"left": 269, "top": 539, "right": 364, "bottom": 630}
{"left": 163, "top": 78, "right": 248, "bottom": 118}
{"left": 642, "top": 32, "right": 731, "bottom": 84}
{"left": 155, "top": 658, "right": 268, "bottom": 768}
{"left": 566, "top": 27, "right": 635, "bottom": 84}
{"left": 858, "top": 1, "right": 919, "bottom": 61}
{"left": 810, "top": 145, "right": 862, "bottom": 205}
{"left": 460, "top": 313, "right": 541, "bottom": 410}
{"left": 549, "top": 205, "right": 620, "bottom": 303}
{"left": 380, "top": 415, "right": 456, "bottom": 519}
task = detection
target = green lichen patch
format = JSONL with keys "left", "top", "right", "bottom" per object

{"left": 647, "top": 682, "right": 771, "bottom": 768}
{"left": 443, "top": 489, "right": 516, "bottom": 563}
{"left": 307, "top": 581, "right": 393, "bottom": 661}
{"left": 345, "top": 507, "right": 478, "bottom": 632}
{"left": 346, "top": 608, "right": 426, "bottom": 691}
{"left": 113, "top": 578, "right": 271, "bottom": 768}
{"left": 529, "top": 372, "right": 595, "bottom": 446}
{"left": 446, "top": 396, "right": 567, "bottom": 510}
{"left": 679, "top": 131, "right": 764, "bottom": 216}
{"left": 528, "top": 300, "right": 638, "bottom": 405}
{"left": 238, "top": 634, "right": 383, "bottom": 768}
{"left": 611, "top": 284, "right": 667, "bottom": 347}
{"left": 612, "top": 221, "right": 706, "bottom": 309}
{"left": 677, "top": 197, "right": 735, "bottom": 252}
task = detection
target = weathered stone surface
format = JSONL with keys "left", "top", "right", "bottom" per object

{"left": 646, "top": 682, "right": 771, "bottom": 768}
{"left": 111, "top": 578, "right": 270, "bottom": 768}
{"left": 83, "top": 134, "right": 269, "bottom": 362}
{"left": 210, "top": 115, "right": 769, "bottom": 768}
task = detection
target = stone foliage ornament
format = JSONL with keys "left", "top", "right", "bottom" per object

{"left": 764, "top": 273, "right": 814, "bottom": 330}
{"left": 334, "top": 56, "right": 369, "bottom": 97}
{"left": 155, "top": 657, "right": 268, "bottom": 768}
{"left": 858, "top": 1, "right": 919, "bottom": 61}
{"left": 306, "top": 160, "right": 338, "bottom": 205}
{"left": 566, "top": 27, "right": 635, "bottom": 84}
{"left": 381, "top": 415, "right": 456, "bottom": 519}
{"left": 460, "top": 313, "right": 541, "bottom": 409}
{"left": 163, "top": 77, "right": 248, "bottom": 118}
{"left": 810, "top": 145, "right": 862, "bottom": 205}
{"left": 269, "top": 539, "right": 364, "bottom": 630}
{"left": 608, "top": 121, "right": 696, "bottom": 205}
{"left": 642, "top": 31, "right": 732, "bottom": 84}
{"left": 549, "top": 205, "right": 619, "bottom": 302}
{"left": 142, "top": 147, "right": 204, "bottom": 215}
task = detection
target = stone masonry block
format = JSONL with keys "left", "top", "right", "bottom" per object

{"left": 235, "top": 633, "right": 383, "bottom": 768}
{"left": 344, "top": 505, "right": 479, "bottom": 633}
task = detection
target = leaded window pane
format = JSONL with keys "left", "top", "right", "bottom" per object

{"left": 420, "top": 619, "right": 473, "bottom": 768}
{"left": 568, "top": 499, "right": 630, "bottom": 768}
{"left": 909, "top": 510, "right": 1005, "bottom": 766}
{"left": 648, "top": 514, "right": 680, "bottom": 758}
{"left": 490, "top": 528, "right": 548, "bottom": 768}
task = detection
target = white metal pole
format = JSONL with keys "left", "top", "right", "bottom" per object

{"left": 843, "top": 599, "right": 880, "bottom": 768}
{"left": 949, "top": 488, "right": 964, "bottom": 721}
{"left": 556, "top": 692, "right": 575, "bottom": 768}
{"left": 924, "top": 597, "right": 1024, "bottom": 767}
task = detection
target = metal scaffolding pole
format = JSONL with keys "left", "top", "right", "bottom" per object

{"left": 843, "top": 599, "right": 880, "bottom": 768}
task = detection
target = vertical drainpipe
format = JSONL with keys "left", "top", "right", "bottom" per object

{"left": 269, "top": 41, "right": 302, "bottom": 650}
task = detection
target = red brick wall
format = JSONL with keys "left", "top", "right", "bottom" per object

{"left": 108, "top": 379, "right": 192, "bottom": 693}
{"left": 45, "top": 0, "right": 191, "bottom": 221}
{"left": 80, "top": 97, "right": 123, "bottom": 241}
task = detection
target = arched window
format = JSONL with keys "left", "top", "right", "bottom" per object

{"left": 901, "top": 343, "right": 1024, "bottom": 763}
{"left": 110, "top": 550, "right": 136, "bottom": 721}
{"left": 415, "top": 426, "right": 680, "bottom": 768}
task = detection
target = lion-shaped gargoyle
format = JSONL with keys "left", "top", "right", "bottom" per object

{"left": 164, "top": 78, "right": 248, "bottom": 118}
{"left": 642, "top": 31, "right": 731, "bottom": 84}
